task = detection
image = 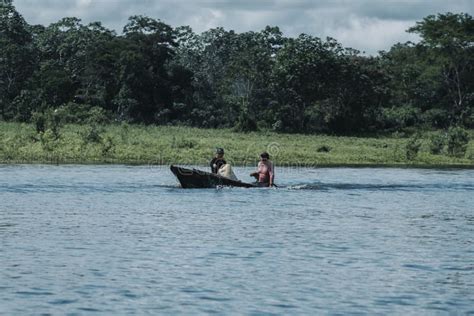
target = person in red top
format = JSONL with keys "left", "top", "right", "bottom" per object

{"left": 250, "top": 152, "right": 274, "bottom": 187}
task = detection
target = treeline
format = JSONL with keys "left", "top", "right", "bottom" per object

{"left": 1, "top": 1, "right": 473, "bottom": 134}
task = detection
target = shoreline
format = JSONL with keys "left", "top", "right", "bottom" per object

{"left": 1, "top": 123, "right": 473, "bottom": 169}
{"left": 1, "top": 161, "right": 474, "bottom": 169}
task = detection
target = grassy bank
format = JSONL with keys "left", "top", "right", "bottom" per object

{"left": 0, "top": 122, "right": 473, "bottom": 167}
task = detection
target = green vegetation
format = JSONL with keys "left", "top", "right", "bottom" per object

{"left": 1, "top": 2, "right": 473, "bottom": 167}
{"left": 1, "top": 122, "right": 473, "bottom": 167}
{"left": 1, "top": 2, "right": 473, "bottom": 135}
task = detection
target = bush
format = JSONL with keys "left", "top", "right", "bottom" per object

{"left": 11, "top": 89, "right": 44, "bottom": 122}
{"left": 317, "top": 145, "right": 331, "bottom": 153}
{"left": 101, "top": 136, "right": 115, "bottom": 157}
{"left": 382, "top": 105, "right": 421, "bottom": 130}
{"left": 447, "top": 127, "right": 469, "bottom": 157}
{"left": 234, "top": 111, "right": 258, "bottom": 133}
{"left": 31, "top": 109, "right": 62, "bottom": 139}
{"left": 429, "top": 132, "right": 446, "bottom": 155}
{"left": 82, "top": 125, "right": 104, "bottom": 144}
{"left": 422, "top": 108, "right": 450, "bottom": 128}
{"left": 40, "top": 129, "right": 59, "bottom": 152}
{"left": 465, "top": 113, "right": 474, "bottom": 129}
{"left": 31, "top": 111, "right": 47, "bottom": 134}
{"left": 272, "top": 102, "right": 305, "bottom": 133}
{"left": 53, "top": 103, "right": 109, "bottom": 124}
{"left": 406, "top": 134, "right": 421, "bottom": 160}
{"left": 87, "top": 106, "right": 109, "bottom": 125}
{"left": 171, "top": 136, "right": 197, "bottom": 149}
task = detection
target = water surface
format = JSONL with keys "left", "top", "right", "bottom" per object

{"left": 1, "top": 165, "right": 473, "bottom": 314}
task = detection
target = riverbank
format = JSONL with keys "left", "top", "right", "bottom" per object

{"left": 0, "top": 122, "right": 473, "bottom": 167}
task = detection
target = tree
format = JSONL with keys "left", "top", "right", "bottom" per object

{"left": 408, "top": 13, "right": 474, "bottom": 125}
{"left": 173, "top": 27, "right": 238, "bottom": 127}
{"left": 380, "top": 43, "right": 447, "bottom": 128}
{"left": 227, "top": 28, "right": 283, "bottom": 131}
{"left": 117, "top": 16, "right": 177, "bottom": 123}
{"left": 0, "top": 1, "right": 36, "bottom": 119}
{"left": 3, "top": 3, "right": 473, "bottom": 134}
{"left": 33, "top": 18, "right": 117, "bottom": 108}
{"left": 324, "top": 55, "right": 390, "bottom": 133}
{"left": 272, "top": 35, "right": 344, "bottom": 132}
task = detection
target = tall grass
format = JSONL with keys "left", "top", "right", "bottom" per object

{"left": 0, "top": 122, "right": 473, "bottom": 167}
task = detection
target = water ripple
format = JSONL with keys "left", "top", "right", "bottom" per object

{"left": 1, "top": 165, "right": 473, "bottom": 314}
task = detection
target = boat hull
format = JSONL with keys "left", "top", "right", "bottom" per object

{"left": 170, "top": 165, "right": 257, "bottom": 189}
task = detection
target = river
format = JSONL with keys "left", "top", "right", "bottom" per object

{"left": 1, "top": 165, "right": 473, "bottom": 314}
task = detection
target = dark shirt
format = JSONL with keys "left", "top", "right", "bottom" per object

{"left": 210, "top": 157, "right": 226, "bottom": 174}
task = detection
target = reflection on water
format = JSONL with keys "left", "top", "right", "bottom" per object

{"left": 0, "top": 165, "right": 473, "bottom": 314}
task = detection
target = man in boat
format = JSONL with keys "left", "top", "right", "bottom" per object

{"left": 210, "top": 148, "right": 226, "bottom": 174}
{"left": 210, "top": 147, "right": 239, "bottom": 181}
{"left": 250, "top": 152, "right": 274, "bottom": 187}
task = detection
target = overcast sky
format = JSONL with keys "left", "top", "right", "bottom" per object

{"left": 12, "top": 0, "right": 474, "bottom": 54}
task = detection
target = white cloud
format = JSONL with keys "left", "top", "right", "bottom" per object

{"left": 77, "top": 0, "right": 92, "bottom": 9}
{"left": 327, "top": 17, "right": 420, "bottom": 54}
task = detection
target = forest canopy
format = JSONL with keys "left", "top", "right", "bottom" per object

{"left": 1, "top": 1, "right": 473, "bottom": 134}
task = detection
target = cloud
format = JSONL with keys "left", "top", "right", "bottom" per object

{"left": 77, "top": 0, "right": 92, "bottom": 8}
{"left": 328, "top": 17, "right": 420, "bottom": 54}
{"left": 11, "top": 0, "right": 474, "bottom": 54}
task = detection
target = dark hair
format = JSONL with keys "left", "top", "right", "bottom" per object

{"left": 216, "top": 148, "right": 224, "bottom": 155}
{"left": 260, "top": 152, "right": 270, "bottom": 159}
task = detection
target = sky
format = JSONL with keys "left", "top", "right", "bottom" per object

{"left": 12, "top": 0, "right": 474, "bottom": 54}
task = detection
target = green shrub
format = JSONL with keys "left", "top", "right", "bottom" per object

{"left": 119, "top": 122, "right": 130, "bottom": 143}
{"left": 31, "top": 109, "right": 63, "bottom": 139}
{"left": 54, "top": 103, "right": 109, "bottom": 124}
{"left": 49, "top": 110, "right": 62, "bottom": 140}
{"left": 465, "top": 113, "right": 474, "bottom": 129}
{"left": 234, "top": 111, "right": 258, "bottom": 133}
{"left": 31, "top": 111, "right": 47, "bottom": 134}
{"left": 171, "top": 136, "right": 197, "bottom": 149}
{"left": 447, "top": 127, "right": 469, "bottom": 157}
{"left": 11, "top": 89, "right": 44, "bottom": 122}
{"left": 406, "top": 134, "right": 421, "bottom": 160}
{"left": 40, "top": 129, "right": 59, "bottom": 152}
{"left": 383, "top": 105, "right": 421, "bottom": 129}
{"left": 101, "top": 136, "right": 115, "bottom": 157}
{"left": 429, "top": 132, "right": 446, "bottom": 155}
{"left": 86, "top": 106, "right": 109, "bottom": 125}
{"left": 82, "top": 125, "right": 104, "bottom": 143}
{"left": 317, "top": 145, "right": 331, "bottom": 153}
{"left": 1, "top": 137, "right": 19, "bottom": 160}
{"left": 33, "top": 103, "right": 110, "bottom": 127}
{"left": 422, "top": 108, "right": 450, "bottom": 128}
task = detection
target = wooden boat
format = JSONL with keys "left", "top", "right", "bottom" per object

{"left": 170, "top": 165, "right": 257, "bottom": 189}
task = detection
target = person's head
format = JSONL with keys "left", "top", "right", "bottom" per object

{"left": 215, "top": 147, "right": 225, "bottom": 158}
{"left": 260, "top": 152, "right": 270, "bottom": 161}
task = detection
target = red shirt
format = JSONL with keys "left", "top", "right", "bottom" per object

{"left": 257, "top": 160, "right": 274, "bottom": 184}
